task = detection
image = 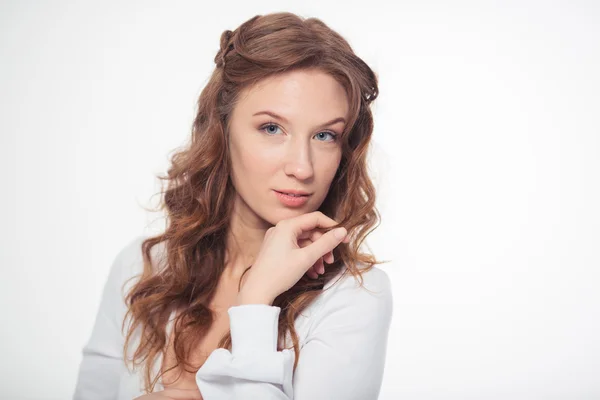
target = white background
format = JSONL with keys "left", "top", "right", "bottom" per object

{"left": 1, "top": 0, "right": 599, "bottom": 399}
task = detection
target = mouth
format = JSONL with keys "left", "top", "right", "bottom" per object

{"left": 273, "top": 190, "right": 311, "bottom": 207}
{"left": 274, "top": 191, "right": 309, "bottom": 197}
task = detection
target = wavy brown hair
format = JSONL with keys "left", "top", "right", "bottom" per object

{"left": 122, "top": 11, "right": 385, "bottom": 393}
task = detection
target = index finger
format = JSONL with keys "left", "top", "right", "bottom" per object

{"left": 288, "top": 211, "right": 341, "bottom": 238}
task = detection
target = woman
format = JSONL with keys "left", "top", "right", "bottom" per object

{"left": 73, "top": 11, "right": 393, "bottom": 400}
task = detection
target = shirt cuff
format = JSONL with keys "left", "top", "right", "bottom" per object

{"left": 228, "top": 304, "right": 281, "bottom": 356}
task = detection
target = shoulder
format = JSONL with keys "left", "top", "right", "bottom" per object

{"left": 323, "top": 264, "right": 393, "bottom": 305}
{"left": 308, "top": 264, "right": 394, "bottom": 333}
{"left": 97, "top": 235, "right": 168, "bottom": 336}
{"left": 325, "top": 263, "right": 392, "bottom": 293}
{"left": 104, "top": 235, "right": 167, "bottom": 300}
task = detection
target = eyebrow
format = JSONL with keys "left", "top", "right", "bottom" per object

{"left": 252, "top": 110, "right": 346, "bottom": 128}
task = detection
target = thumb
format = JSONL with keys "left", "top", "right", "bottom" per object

{"left": 301, "top": 227, "right": 347, "bottom": 266}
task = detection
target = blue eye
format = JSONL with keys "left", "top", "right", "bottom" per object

{"left": 259, "top": 122, "right": 338, "bottom": 142}
{"left": 315, "top": 131, "right": 337, "bottom": 142}
{"left": 261, "top": 123, "right": 282, "bottom": 135}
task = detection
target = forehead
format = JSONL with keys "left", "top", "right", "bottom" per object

{"left": 234, "top": 69, "right": 350, "bottom": 121}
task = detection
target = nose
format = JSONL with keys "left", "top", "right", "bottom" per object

{"left": 283, "top": 136, "right": 314, "bottom": 181}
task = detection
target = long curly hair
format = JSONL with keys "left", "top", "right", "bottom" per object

{"left": 122, "top": 11, "right": 384, "bottom": 393}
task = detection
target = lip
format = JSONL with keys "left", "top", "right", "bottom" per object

{"left": 273, "top": 190, "right": 311, "bottom": 207}
{"left": 275, "top": 189, "right": 311, "bottom": 195}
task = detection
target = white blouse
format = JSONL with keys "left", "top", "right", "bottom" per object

{"left": 73, "top": 235, "right": 394, "bottom": 400}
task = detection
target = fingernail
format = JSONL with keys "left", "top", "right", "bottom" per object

{"left": 334, "top": 227, "right": 347, "bottom": 239}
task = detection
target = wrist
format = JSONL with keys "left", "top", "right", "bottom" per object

{"left": 236, "top": 290, "right": 274, "bottom": 306}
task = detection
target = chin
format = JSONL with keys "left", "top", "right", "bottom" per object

{"left": 265, "top": 207, "right": 308, "bottom": 225}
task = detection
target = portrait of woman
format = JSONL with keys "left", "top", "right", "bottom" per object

{"left": 72, "top": 11, "right": 393, "bottom": 400}
{"left": 4, "top": 0, "right": 598, "bottom": 398}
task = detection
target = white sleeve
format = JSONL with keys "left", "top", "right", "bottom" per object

{"left": 195, "top": 268, "right": 394, "bottom": 400}
{"left": 72, "top": 237, "right": 144, "bottom": 400}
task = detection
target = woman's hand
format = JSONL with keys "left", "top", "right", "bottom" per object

{"left": 300, "top": 229, "right": 337, "bottom": 279}
{"left": 238, "top": 211, "right": 349, "bottom": 304}
{"left": 133, "top": 387, "right": 203, "bottom": 400}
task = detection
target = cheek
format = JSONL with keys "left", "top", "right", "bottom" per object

{"left": 321, "top": 149, "right": 343, "bottom": 181}
{"left": 247, "top": 148, "right": 278, "bottom": 177}
{"left": 231, "top": 137, "right": 278, "bottom": 180}
{"left": 313, "top": 150, "right": 342, "bottom": 198}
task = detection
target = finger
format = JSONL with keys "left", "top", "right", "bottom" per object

{"left": 299, "top": 239, "right": 319, "bottom": 278}
{"left": 298, "top": 238, "right": 312, "bottom": 248}
{"left": 306, "top": 230, "right": 333, "bottom": 268}
{"left": 317, "top": 257, "right": 325, "bottom": 274}
{"left": 320, "top": 248, "right": 334, "bottom": 265}
{"left": 298, "top": 226, "right": 348, "bottom": 244}
{"left": 298, "top": 237, "right": 322, "bottom": 278}
{"left": 306, "top": 265, "right": 319, "bottom": 279}
{"left": 301, "top": 227, "right": 347, "bottom": 266}
{"left": 288, "top": 211, "right": 340, "bottom": 238}
{"left": 309, "top": 231, "right": 334, "bottom": 264}
{"left": 324, "top": 249, "right": 334, "bottom": 264}
{"left": 300, "top": 234, "right": 326, "bottom": 277}
{"left": 309, "top": 230, "right": 324, "bottom": 241}
{"left": 297, "top": 227, "right": 326, "bottom": 241}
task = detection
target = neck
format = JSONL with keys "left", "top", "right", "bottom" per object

{"left": 224, "top": 196, "right": 271, "bottom": 280}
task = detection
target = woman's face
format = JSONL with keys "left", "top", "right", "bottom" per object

{"left": 228, "top": 68, "right": 349, "bottom": 227}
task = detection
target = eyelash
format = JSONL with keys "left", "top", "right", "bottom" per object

{"left": 259, "top": 121, "right": 339, "bottom": 142}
